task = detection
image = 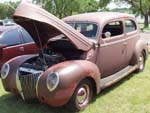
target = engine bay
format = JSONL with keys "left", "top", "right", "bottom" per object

{"left": 18, "top": 39, "right": 84, "bottom": 75}
{"left": 19, "top": 49, "right": 65, "bottom": 74}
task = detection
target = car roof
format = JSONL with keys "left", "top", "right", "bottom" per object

{"left": 63, "top": 12, "right": 135, "bottom": 25}
{"left": 0, "top": 25, "right": 21, "bottom": 34}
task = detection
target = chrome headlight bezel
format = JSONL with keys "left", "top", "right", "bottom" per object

{"left": 46, "top": 72, "right": 59, "bottom": 92}
{"left": 1, "top": 63, "right": 10, "bottom": 79}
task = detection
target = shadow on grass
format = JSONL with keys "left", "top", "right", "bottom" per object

{"left": 0, "top": 93, "right": 74, "bottom": 113}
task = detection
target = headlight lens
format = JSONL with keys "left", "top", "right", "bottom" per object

{"left": 46, "top": 72, "right": 59, "bottom": 92}
{"left": 1, "top": 63, "right": 10, "bottom": 79}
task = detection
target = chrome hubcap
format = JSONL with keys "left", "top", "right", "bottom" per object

{"left": 139, "top": 55, "right": 144, "bottom": 70}
{"left": 76, "top": 85, "right": 90, "bottom": 107}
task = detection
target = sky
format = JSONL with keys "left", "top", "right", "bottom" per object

{"left": 107, "top": 2, "right": 130, "bottom": 9}
{"left": 0, "top": 0, "right": 19, "bottom": 3}
{"left": 0, "top": 0, "right": 33, "bottom": 3}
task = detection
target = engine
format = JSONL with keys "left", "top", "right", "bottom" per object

{"left": 19, "top": 48, "right": 65, "bottom": 75}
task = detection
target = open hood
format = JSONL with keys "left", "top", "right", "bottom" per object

{"left": 13, "top": 2, "right": 92, "bottom": 51}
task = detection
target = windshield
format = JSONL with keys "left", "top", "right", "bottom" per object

{"left": 67, "top": 22, "right": 98, "bottom": 39}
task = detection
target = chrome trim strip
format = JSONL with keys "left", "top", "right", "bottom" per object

{"left": 100, "top": 39, "right": 125, "bottom": 48}
{"left": 16, "top": 70, "right": 25, "bottom": 100}
{"left": 99, "top": 35, "right": 137, "bottom": 48}
{"left": 36, "top": 72, "right": 43, "bottom": 98}
{"left": 3, "top": 42, "right": 35, "bottom": 49}
{"left": 19, "top": 67, "right": 43, "bottom": 74}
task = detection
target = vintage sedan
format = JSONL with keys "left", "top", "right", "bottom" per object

{"left": 1, "top": 2, "right": 148, "bottom": 111}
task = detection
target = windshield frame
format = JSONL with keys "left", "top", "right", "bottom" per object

{"left": 66, "top": 21, "right": 99, "bottom": 40}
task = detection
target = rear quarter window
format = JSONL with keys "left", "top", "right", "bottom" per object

{"left": 21, "top": 28, "right": 33, "bottom": 43}
{"left": 125, "top": 20, "right": 137, "bottom": 33}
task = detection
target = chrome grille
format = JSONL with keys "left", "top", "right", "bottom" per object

{"left": 18, "top": 72, "right": 41, "bottom": 102}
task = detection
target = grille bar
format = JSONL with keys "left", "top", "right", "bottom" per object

{"left": 19, "top": 72, "right": 41, "bottom": 102}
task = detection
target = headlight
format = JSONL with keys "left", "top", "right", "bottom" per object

{"left": 46, "top": 72, "right": 59, "bottom": 92}
{"left": 1, "top": 63, "right": 10, "bottom": 79}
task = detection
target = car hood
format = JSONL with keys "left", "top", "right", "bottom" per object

{"left": 13, "top": 2, "right": 92, "bottom": 51}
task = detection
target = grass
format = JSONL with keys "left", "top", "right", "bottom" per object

{"left": 0, "top": 58, "right": 150, "bottom": 113}
{"left": 138, "top": 23, "right": 150, "bottom": 30}
{"left": 144, "top": 27, "right": 150, "bottom": 30}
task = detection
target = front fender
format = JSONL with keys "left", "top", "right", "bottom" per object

{"left": 1, "top": 54, "right": 37, "bottom": 93}
{"left": 130, "top": 39, "right": 148, "bottom": 65}
{"left": 37, "top": 60, "right": 100, "bottom": 107}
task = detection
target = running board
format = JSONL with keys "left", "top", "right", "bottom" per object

{"left": 100, "top": 65, "right": 138, "bottom": 89}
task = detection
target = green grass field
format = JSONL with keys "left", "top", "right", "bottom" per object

{"left": 0, "top": 58, "right": 150, "bottom": 113}
{"left": 138, "top": 23, "right": 150, "bottom": 30}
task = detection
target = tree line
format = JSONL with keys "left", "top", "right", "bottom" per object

{"left": 0, "top": 0, "right": 150, "bottom": 27}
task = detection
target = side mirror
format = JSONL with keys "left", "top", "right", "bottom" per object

{"left": 104, "top": 32, "right": 111, "bottom": 38}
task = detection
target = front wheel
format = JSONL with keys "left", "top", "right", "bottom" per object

{"left": 136, "top": 52, "right": 145, "bottom": 72}
{"left": 67, "top": 79, "right": 93, "bottom": 111}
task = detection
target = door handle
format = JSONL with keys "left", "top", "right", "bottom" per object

{"left": 124, "top": 42, "right": 127, "bottom": 45}
{"left": 19, "top": 47, "right": 24, "bottom": 51}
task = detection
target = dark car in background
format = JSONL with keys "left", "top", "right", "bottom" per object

{"left": 0, "top": 25, "right": 39, "bottom": 67}
{"left": 0, "top": 19, "right": 16, "bottom": 26}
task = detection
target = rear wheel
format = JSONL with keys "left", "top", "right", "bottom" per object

{"left": 67, "top": 79, "right": 93, "bottom": 111}
{"left": 136, "top": 52, "right": 145, "bottom": 72}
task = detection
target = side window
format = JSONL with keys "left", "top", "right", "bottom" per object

{"left": 125, "top": 20, "right": 137, "bottom": 33}
{"left": 21, "top": 28, "right": 33, "bottom": 43}
{"left": 102, "top": 21, "right": 123, "bottom": 38}
{"left": 0, "top": 30, "right": 21, "bottom": 46}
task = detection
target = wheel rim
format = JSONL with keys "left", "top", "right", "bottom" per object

{"left": 76, "top": 84, "right": 90, "bottom": 108}
{"left": 138, "top": 54, "right": 144, "bottom": 70}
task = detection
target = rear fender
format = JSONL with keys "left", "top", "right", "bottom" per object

{"left": 130, "top": 39, "right": 148, "bottom": 65}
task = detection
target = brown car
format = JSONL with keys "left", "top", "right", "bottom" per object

{"left": 1, "top": 2, "right": 148, "bottom": 111}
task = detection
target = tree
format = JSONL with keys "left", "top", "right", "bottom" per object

{"left": 0, "top": 3, "right": 13, "bottom": 19}
{"left": 117, "top": 0, "right": 150, "bottom": 27}
{"left": 33, "top": 0, "right": 99, "bottom": 18}
{"left": 99, "top": 0, "right": 111, "bottom": 8}
{"left": 0, "top": 1, "right": 20, "bottom": 19}
{"left": 111, "top": 8, "right": 132, "bottom": 13}
{"left": 76, "top": 0, "right": 99, "bottom": 13}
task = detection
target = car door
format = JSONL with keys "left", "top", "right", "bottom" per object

{"left": 124, "top": 19, "right": 139, "bottom": 65}
{"left": 0, "top": 29, "right": 23, "bottom": 66}
{"left": 96, "top": 20, "right": 127, "bottom": 78}
{"left": 19, "top": 28, "right": 39, "bottom": 55}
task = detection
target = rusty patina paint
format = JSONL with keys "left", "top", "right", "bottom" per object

{"left": 1, "top": 1, "right": 148, "bottom": 109}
